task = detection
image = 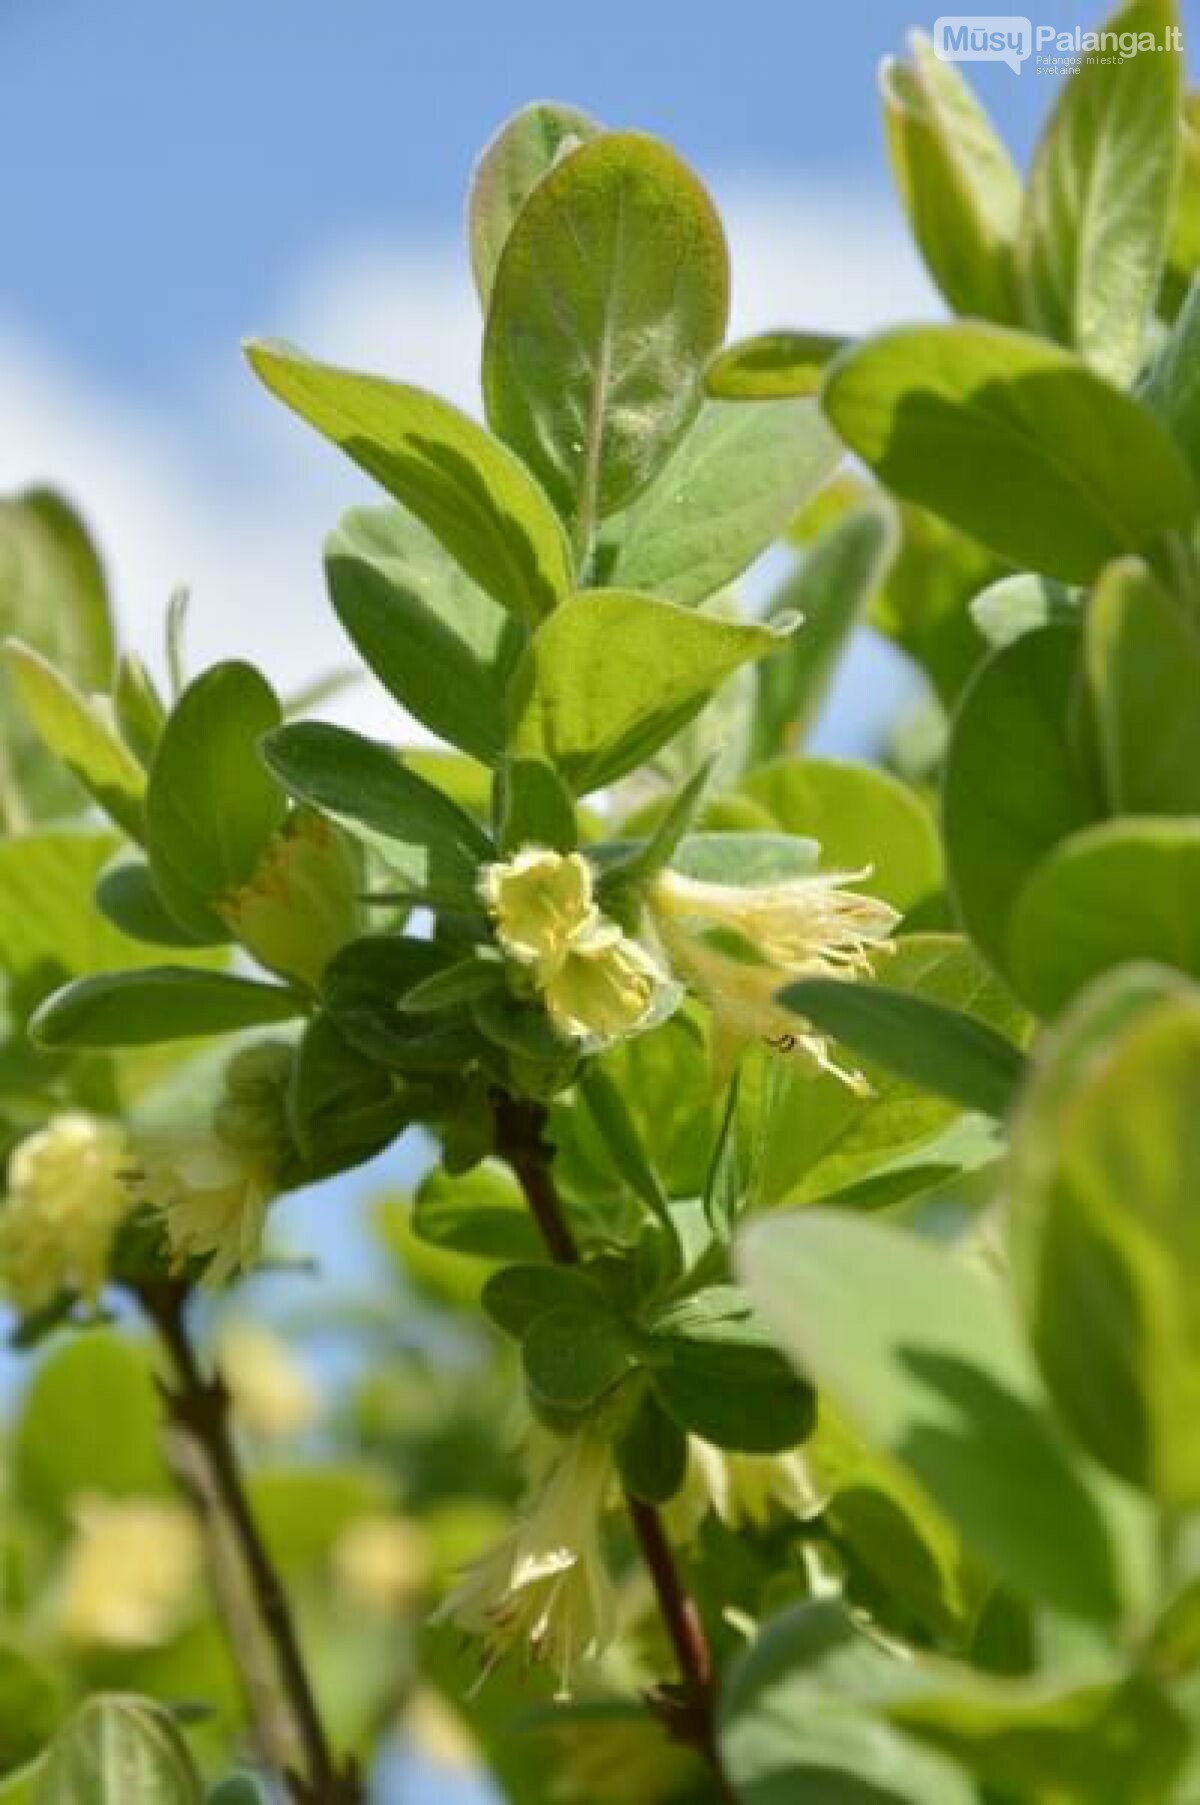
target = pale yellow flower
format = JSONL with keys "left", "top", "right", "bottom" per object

{"left": 218, "top": 1322, "right": 320, "bottom": 1440}
{"left": 681, "top": 1439, "right": 826, "bottom": 1534}
{"left": 481, "top": 847, "right": 667, "bottom": 1048}
{"left": 541, "top": 922, "right": 667, "bottom": 1044}
{"left": 0, "top": 1113, "right": 133, "bottom": 1312}
{"left": 481, "top": 847, "right": 598, "bottom": 970}
{"left": 650, "top": 866, "right": 898, "bottom": 1085}
{"left": 333, "top": 1514, "right": 432, "bottom": 1614}
{"left": 134, "top": 1042, "right": 292, "bottom": 1285}
{"left": 137, "top": 1133, "right": 275, "bottom": 1285}
{"left": 434, "top": 1428, "right": 617, "bottom": 1697}
{"left": 59, "top": 1496, "right": 201, "bottom": 1647}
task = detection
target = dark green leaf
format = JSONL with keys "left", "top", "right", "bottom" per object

{"left": 262, "top": 722, "right": 490, "bottom": 910}
{"left": 31, "top": 967, "right": 303, "bottom": 1049}
{"left": 780, "top": 977, "right": 1027, "bottom": 1119}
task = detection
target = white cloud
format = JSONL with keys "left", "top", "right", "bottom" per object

{"left": 0, "top": 182, "right": 934, "bottom": 747}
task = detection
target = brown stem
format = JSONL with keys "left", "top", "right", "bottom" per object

{"left": 139, "top": 1280, "right": 359, "bottom": 1805}
{"left": 493, "top": 1093, "right": 733, "bottom": 1796}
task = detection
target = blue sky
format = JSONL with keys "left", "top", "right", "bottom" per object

{"left": 3, "top": 0, "right": 1059, "bottom": 395}
{"left": 0, "top": 0, "right": 1085, "bottom": 751}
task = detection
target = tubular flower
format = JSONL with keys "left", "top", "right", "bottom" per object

{"left": 0, "top": 1113, "right": 133, "bottom": 1313}
{"left": 649, "top": 866, "right": 898, "bottom": 1086}
{"left": 482, "top": 847, "right": 667, "bottom": 1048}
{"left": 59, "top": 1496, "right": 202, "bottom": 1647}
{"left": 681, "top": 1439, "right": 826, "bottom": 1535}
{"left": 134, "top": 1042, "right": 293, "bottom": 1285}
{"left": 434, "top": 1427, "right": 617, "bottom": 1697}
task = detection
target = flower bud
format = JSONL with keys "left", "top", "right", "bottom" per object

{"left": 0, "top": 1113, "right": 132, "bottom": 1313}
{"left": 219, "top": 808, "right": 360, "bottom": 988}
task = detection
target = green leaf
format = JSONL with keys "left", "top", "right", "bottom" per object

{"left": 643, "top": 1286, "right": 816, "bottom": 1453}
{"left": 867, "top": 502, "right": 1000, "bottom": 707}
{"left": 1018, "top": 0, "right": 1182, "bottom": 384}
{"left": 822, "top": 323, "right": 1197, "bottom": 584}
{"left": 720, "top": 1603, "right": 977, "bottom": 1805}
{"left": 325, "top": 504, "right": 523, "bottom": 767}
{"left": 748, "top": 936, "right": 1025, "bottom": 1207}
{"left": 615, "top": 1386, "right": 688, "bottom": 1503}
{"left": 245, "top": 340, "right": 571, "bottom": 624}
{"left": 1141, "top": 274, "right": 1200, "bottom": 474}
{"left": 550, "top": 1008, "right": 721, "bottom": 1203}
{"left": 523, "top": 1303, "right": 634, "bottom": 1409}
{"left": 943, "top": 623, "right": 1099, "bottom": 979}
{"left": 113, "top": 654, "right": 166, "bottom": 767}
{"left": 321, "top": 936, "right": 479, "bottom": 1071}
{"left": 706, "top": 332, "right": 849, "bottom": 399}
{"left": 481, "top": 1262, "right": 604, "bottom": 1338}
{"left": 262, "top": 723, "right": 490, "bottom": 909}
{"left": 0, "top": 1646, "right": 60, "bottom": 1778}
{"left": 509, "top": 588, "right": 788, "bottom": 794}
{"left": 0, "top": 488, "right": 115, "bottom": 827}
{"left": 0, "top": 832, "right": 219, "bottom": 1030}
{"left": 1008, "top": 978, "right": 1200, "bottom": 1507}
{"left": 207, "top": 1779, "right": 269, "bottom": 1805}
{"left": 413, "top": 1162, "right": 543, "bottom": 1261}
{"left": 1007, "top": 819, "right": 1200, "bottom": 1016}
{"left": 95, "top": 859, "right": 219, "bottom": 948}
{"left": 1085, "top": 555, "right": 1200, "bottom": 815}
{"left": 594, "top": 399, "right": 839, "bottom": 605}
{"left": 468, "top": 101, "right": 601, "bottom": 305}
{"left": 35, "top": 1697, "right": 204, "bottom": 1805}
{"left": 4, "top": 642, "right": 146, "bottom": 840}
{"left": 31, "top": 967, "right": 303, "bottom": 1049}
{"left": 14, "top": 1332, "right": 168, "bottom": 1525}
{"left": 145, "top": 662, "right": 286, "bottom": 939}
{"left": 890, "top": 1669, "right": 1186, "bottom": 1804}
{"left": 739, "top": 1211, "right": 1142, "bottom": 1623}
{"left": 288, "top": 1009, "right": 406, "bottom": 1176}
{"left": 780, "top": 978, "right": 1027, "bottom": 1119}
{"left": 882, "top": 32, "right": 1022, "bottom": 323}
{"left": 742, "top": 757, "right": 941, "bottom": 912}
{"left": 670, "top": 831, "right": 821, "bottom": 887}
{"left": 751, "top": 501, "right": 899, "bottom": 759}
{"left": 482, "top": 132, "right": 730, "bottom": 530}
{"left": 495, "top": 757, "right": 577, "bottom": 854}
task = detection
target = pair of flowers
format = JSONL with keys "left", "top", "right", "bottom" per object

{"left": 483, "top": 843, "right": 897, "bottom": 1081}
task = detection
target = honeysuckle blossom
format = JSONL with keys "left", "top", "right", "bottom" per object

{"left": 681, "top": 1439, "right": 826, "bottom": 1534}
{"left": 649, "top": 865, "right": 898, "bottom": 1085}
{"left": 134, "top": 1041, "right": 293, "bottom": 1285}
{"left": 434, "top": 1426, "right": 618, "bottom": 1696}
{"left": 0, "top": 1113, "right": 133, "bottom": 1313}
{"left": 482, "top": 847, "right": 667, "bottom": 1048}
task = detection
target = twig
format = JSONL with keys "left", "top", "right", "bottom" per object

{"left": 139, "top": 1280, "right": 360, "bottom": 1805}
{"left": 493, "top": 1093, "right": 735, "bottom": 1798}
